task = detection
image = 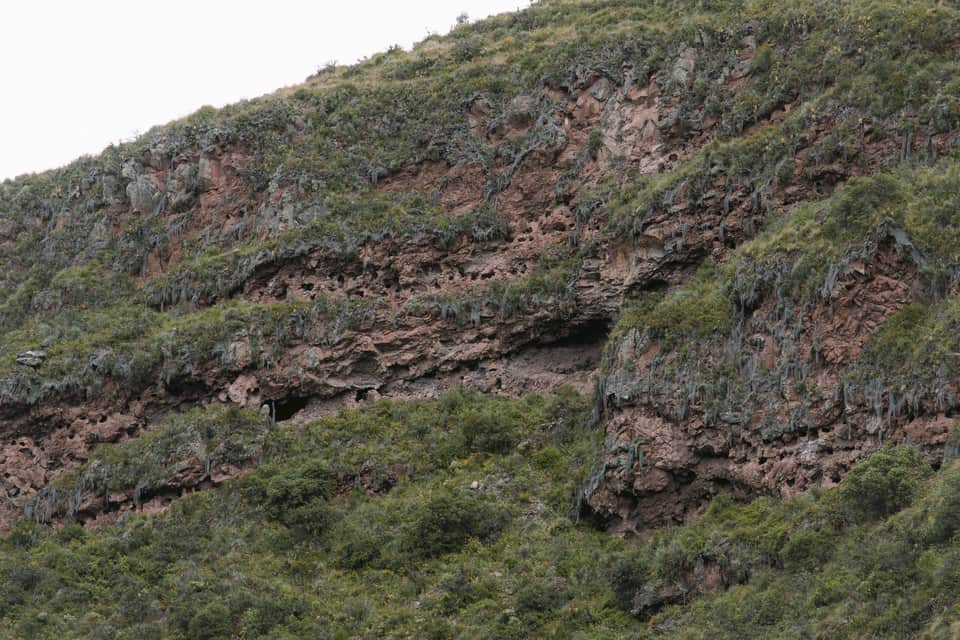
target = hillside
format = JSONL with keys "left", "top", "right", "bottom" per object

{"left": 1, "top": 0, "right": 960, "bottom": 637}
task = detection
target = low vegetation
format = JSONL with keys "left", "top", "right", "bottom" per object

{"left": 1, "top": 395, "right": 958, "bottom": 638}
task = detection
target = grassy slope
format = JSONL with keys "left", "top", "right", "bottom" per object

{"left": 1, "top": 392, "right": 636, "bottom": 639}
{"left": 1, "top": 394, "right": 959, "bottom": 638}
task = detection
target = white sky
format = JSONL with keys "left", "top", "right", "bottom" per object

{"left": 0, "top": 0, "right": 530, "bottom": 181}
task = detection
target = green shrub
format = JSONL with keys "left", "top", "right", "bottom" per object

{"left": 406, "top": 489, "right": 510, "bottom": 559}
{"left": 839, "top": 445, "right": 933, "bottom": 523}
{"left": 610, "top": 554, "right": 650, "bottom": 613}
{"left": 531, "top": 446, "right": 565, "bottom": 474}
{"left": 779, "top": 529, "right": 836, "bottom": 571}
{"left": 249, "top": 460, "right": 334, "bottom": 534}
{"left": 752, "top": 43, "right": 775, "bottom": 73}
{"left": 436, "top": 568, "right": 497, "bottom": 615}
{"left": 515, "top": 580, "right": 568, "bottom": 616}
{"left": 187, "top": 602, "right": 233, "bottom": 640}
{"left": 928, "top": 461, "right": 960, "bottom": 544}
{"left": 329, "top": 500, "right": 394, "bottom": 569}
{"left": 461, "top": 409, "right": 518, "bottom": 454}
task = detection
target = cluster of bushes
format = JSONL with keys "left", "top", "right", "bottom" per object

{"left": 0, "top": 390, "right": 646, "bottom": 639}
{"left": 609, "top": 443, "right": 960, "bottom": 638}
{"left": 3, "top": 390, "right": 960, "bottom": 638}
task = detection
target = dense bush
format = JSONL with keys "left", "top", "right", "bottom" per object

{"left": 247, "top": 460, "right": 335, "bottom": 535}
{"left": 406, "top": 489, "right": 510, "bottom": 559}
{"left": 928, "top": 461, "right": 960, "bottom": 544}
{"left": 778, "top": 528, "right": 836, "bottom": 571}
{"left": 186, "top": 603, "right": 233, "bottom": 640}
{"left": 460, "top": 406, "right": 522, "bottom": 454}
{"left": 839, "top": 444, "right": 932, "bottom": 523}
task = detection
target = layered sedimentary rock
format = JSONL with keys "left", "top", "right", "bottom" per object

{"left": 3, "top": 1, "right": 959, "bottom": 532}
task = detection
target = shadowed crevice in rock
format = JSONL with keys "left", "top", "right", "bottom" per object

{"left": 544, "top": 316, "right": 612, "bottom": 348}
{"left": 266, "top": 396, "right": 311, "bottom": 423}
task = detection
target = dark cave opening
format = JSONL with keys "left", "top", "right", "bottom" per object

{"left": 548, "top": 316, "right": 612, "bottom": 347}
{"left": 266, "top": 396, "right": 311, "bottom": 422}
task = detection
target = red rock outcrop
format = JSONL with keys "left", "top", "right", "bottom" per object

{"left": 3, "top": 66, "right": 957, "bottom": 531}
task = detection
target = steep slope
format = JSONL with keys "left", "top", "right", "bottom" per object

{"left": 587, "top": 165, "right": 960, "bottom": 531}
{"left": 1, "top": 0, "right": 960, "bottom": 637}
{"left": 4, "top": 0, "right": 960, "bottom": 527}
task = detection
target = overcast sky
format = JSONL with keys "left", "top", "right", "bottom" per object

{"left": 0, "top": 0, "right": 530, "bottom": 181}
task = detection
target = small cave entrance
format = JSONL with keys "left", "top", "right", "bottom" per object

{"left": 551, "top": 316, "right": 612, "bottom": 347}
{"left": 162, "top": 377, "right": 209, "bottom": 398}
{"left": 265, "top": 396, "right": 310, "bottom": 423}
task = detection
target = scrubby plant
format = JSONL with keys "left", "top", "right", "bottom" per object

{"left": 405, "top": 488, "right": 510, "bottom": 559}
{"left": 926, "top": 460, "right": 960, "bottom": 544}
{"left": 247, "top": 460, "right": 335, "bottom": 535}
{"left": 838, "top": 444, "right": 933, "bottom": 523}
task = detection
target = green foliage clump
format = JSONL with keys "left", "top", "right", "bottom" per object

{"left": 245, "top": 460, "right": 335, "bottom": 538}
{"left": 927, "top": 460, "right": 960, "bottom": 544}
{"left": 603, "top": 446, "right": 960, "bottom": 639}
{"left": 406, "top": 489, "right": 510, "bottom": 559}
{"left": 0, "top": 390, "right": 641, "bottom": 639}
{"left": 839, "top": 444, "right": 932, "bottom": 523}
{"left": 778, "top": 528, "right": 836, "bottom": 571}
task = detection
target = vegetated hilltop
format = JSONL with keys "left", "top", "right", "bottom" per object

{"left": 1, "top": 0, "right": 960, "bottom": 637}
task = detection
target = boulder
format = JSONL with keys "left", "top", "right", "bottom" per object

{"left": 126, "top": 175, "right": 165, "bottom": 214}
{"left": 15, "top": 350, "right": 47, "bottom": 367}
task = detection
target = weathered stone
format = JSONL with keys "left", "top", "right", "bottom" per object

{"left": 15, "top": 350, "right": 46, "bottom": 368}
{"left": 506, "top": 94, "right": 537, "bottom": 129}
{"left": 166, "top": 161, "right": 198, "bottom": 211}
{"left": 126, "top": 175, "right": 164, "bottom": 214}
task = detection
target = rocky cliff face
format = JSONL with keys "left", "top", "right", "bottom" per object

{"left": 3, "top": 0, "right": 960, "bottom": 537}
